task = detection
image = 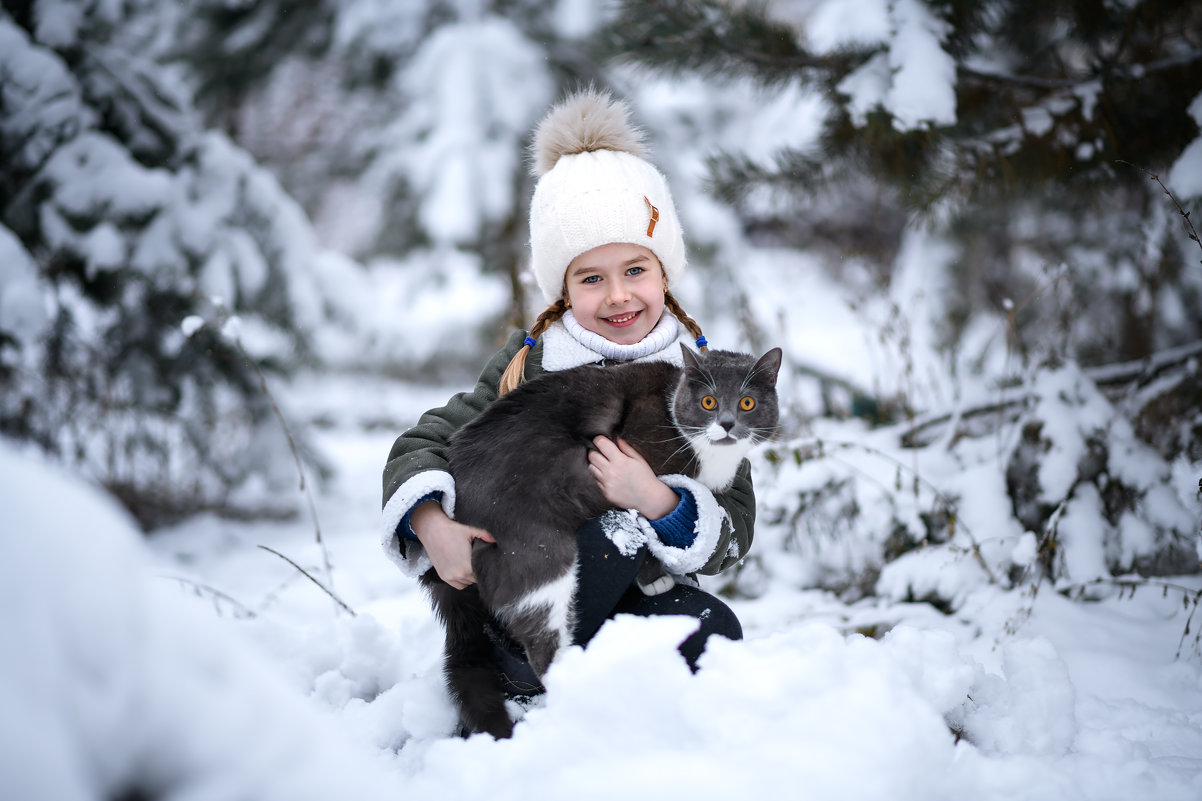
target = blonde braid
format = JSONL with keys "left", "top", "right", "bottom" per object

{"left": 664, "top": 290, "right": 708, "bottom": 352}
{"left": 498, "top": 298, "right": 570, "bottom": 395}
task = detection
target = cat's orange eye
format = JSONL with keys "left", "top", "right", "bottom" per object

{"left": 701, "top": 395, "right": 717, "bottom": 411}
{"left": 740, "top": 397, "right": 756, "bottom": 411}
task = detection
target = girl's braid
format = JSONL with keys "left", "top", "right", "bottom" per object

{"left": 664, "top": 290, "right": 708, "bottom": 352}
{"left": 498, "top": 298, "right": 569, "bottom": 395}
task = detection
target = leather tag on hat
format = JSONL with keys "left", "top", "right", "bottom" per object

{"left": 644, "top": 196, "right": 659, "bottom": 237}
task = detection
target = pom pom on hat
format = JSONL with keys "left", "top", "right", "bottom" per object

{"left": 528, "top": 88, "right": 686, "bottom": 303}
{"left": 530, "top": 88, "right": 649, "bottom": 175}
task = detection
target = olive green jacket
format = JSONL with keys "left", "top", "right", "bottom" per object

{"left": 380, "top": 323, "right": 756, "bottom": 579}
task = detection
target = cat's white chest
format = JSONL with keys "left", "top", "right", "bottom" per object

{"left": 688, "top": 435, "right": 753, "bottom": 491}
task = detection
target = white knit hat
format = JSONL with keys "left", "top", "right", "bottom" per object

{"left": 528, "top": 88, "right": 686, "bottom": 304}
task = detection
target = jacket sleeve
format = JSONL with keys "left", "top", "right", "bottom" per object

{"left": 643, "top": 460, "right": 756, "bottom": 577}
{"left": 380, "top": 330, "right": 529, "bottom": 576}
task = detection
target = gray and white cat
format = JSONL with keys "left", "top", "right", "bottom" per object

{"left": 421, "top": 344, "right": 782, "bottom": 737}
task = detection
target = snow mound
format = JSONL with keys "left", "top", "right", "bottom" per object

{"left": 0, "top": 442, "right": 399, "bottom": 801}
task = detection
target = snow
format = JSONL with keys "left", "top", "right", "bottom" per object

{"left": 552, "top": 0, "right": 609, "bottom": 39}
{"left": 5, "top": 361, "right": 1201, "bottom": 800}
{"left": 0, "top": 443, "right": 401, "bottom": 801}
{"left": 40, "top": 132, "right": 173, "bottom": 222}
{"left": 1168, "top": 91, "right": 1202, "bottom": 200}
{"left": 332, "top": 0, "right": 428, "bottom": 57}
{"left": 0, "top": 23, "right": 95, "bottom": 169}
{"left": 31, "top": 0, "right": 86, "bottom": 48}
{"left": 805, "top": 0, "right": 891, "bottom": 52}
{"left": 885, "top": 0, "right": 957, "bottom": 129}
{"left": 396, "top": 18, "right": 553, "bottom": 245}
{"left": 838, "top": 51, "right": 893, "bottom": 126}
{"left": 0, "top": 226, "right": 47, "bottom": 345}
{"left": 827, "top": 0, "right": 957, "bottom": 129}
{"left": 3, "top": 3, "right": 1202, "bottom": 799}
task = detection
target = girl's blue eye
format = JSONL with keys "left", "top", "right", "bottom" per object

{"left": 626, "top": 266, "right": 644, "bottom": 276}
{"left": 582, "top": 275, "right": 600, "bottom": 284}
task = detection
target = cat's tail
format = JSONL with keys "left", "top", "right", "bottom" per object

{"left": 422, "top": 571, "right": 514, "bottom": 739}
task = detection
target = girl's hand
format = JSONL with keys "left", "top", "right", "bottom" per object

{"left": 410, "top": 500, "right": 495, "bottom": 589}
{"left": 589, "top": 436, "right": 678, "bottom": 520}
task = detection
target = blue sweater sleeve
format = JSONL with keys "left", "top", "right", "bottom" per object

{"left": 399, "top": 492, "right": 443, "bottom": 541}
{"left": 648, "top": 488, "right": 699, "bottom": 548}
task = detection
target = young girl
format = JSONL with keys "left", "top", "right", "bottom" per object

{"left": 381, "top": 88, "right": 756, "bottom": 695}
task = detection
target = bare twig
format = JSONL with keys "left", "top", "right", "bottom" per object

{"left": 233, "top": 337, "right": 336, "bottom": 593}
{"left": 161, "top": 575, "right": 257, "bottom": 619}
{"left": 257, "top": 545, "right": 357, "bottom": 617}
{"left": 1116, "top": 160, "right": 1202, "bottom": 262}
{"left": 1056, "top": 576, "right": 1202, "bottom": 660}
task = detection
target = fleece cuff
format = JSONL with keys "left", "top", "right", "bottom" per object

{"left": 642, "top": 474, "right": 730, "bottom": 575}
{"left": 380, "top": 470, "right": 457, "bottom": 578}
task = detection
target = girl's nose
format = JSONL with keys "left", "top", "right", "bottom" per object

{"left": 607, "top": 278, "right": 631, "bottom": 304}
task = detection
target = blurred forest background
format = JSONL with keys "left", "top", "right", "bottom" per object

{"left": 2, "top": 0, "right": 1201, "bottom": 606}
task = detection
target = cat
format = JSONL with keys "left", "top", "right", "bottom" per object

{"left": 420, "top": 344, "right": 782, "bottom": 738}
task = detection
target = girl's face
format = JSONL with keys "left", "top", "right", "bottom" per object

{"left": 564, "top": 243, "right": 666, "bottom": 346}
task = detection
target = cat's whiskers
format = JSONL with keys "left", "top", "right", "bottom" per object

{"left": 665, "top": 438, "right": 702, "bottom": 464}
{"left": 631, "top": 421, "right": 705, "bottom": 465}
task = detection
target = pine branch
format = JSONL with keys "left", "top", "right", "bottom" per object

{"left": 959, "top": 49, "right": 1202, "bottom": 91}
{"left": 79, "top": 43, "right": 190, "bottom": 164}
{"left": 705, "top": 149, "right": 831, "bottom": 206}
{"left": 600, "top": 0, "right": 866, "bottom": 88}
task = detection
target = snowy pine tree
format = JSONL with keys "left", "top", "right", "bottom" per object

{"left": 172, "top": 0, "right": 617, "bottom": 328}
{"left": 0, "top": 3, "right": 357, "bottom": 526}
{"left": 601, "top": 0, "right": 1202, "bottom": 597}
{"left": 604, "top": 0, "right": 1202, "bottom": 365}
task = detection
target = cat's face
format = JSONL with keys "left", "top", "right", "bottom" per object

{"left": 672, "top": 346, "right": 783, "bottom": 449}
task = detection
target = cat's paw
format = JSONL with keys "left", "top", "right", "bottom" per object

{"left": 637, "top": 574, "right": 675, "bottom": 596}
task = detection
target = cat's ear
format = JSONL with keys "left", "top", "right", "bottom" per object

{"left": 754, "top": 347, "right": 783, "bottom": 387}
{"left": 680, "top": 342, "right": 704, "bottom": 372}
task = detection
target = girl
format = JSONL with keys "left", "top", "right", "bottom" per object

{"left": 381, "top": 88, "right": 756, "bottom": 696}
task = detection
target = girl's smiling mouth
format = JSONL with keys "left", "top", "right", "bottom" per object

{"left": 603, "top": 310, "right": 642, "bottom": 326}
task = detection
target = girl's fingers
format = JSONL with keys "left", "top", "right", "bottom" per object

{"left": 616, "top": 438, "right": 646, "bottom": 463}
{"left": 592, "top": 435, "right": 620, "bottom": 456}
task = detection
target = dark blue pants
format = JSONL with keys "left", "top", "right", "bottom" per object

{"left": 494, "top": 517, "right": 742, "bottom": 696}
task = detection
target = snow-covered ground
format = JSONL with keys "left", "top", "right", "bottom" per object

{"left": 4, "top": 2, "right": 1202, "bottom": 798}
{"left": 4, "top": 365, "right": 1200, "bottom": 801}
